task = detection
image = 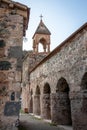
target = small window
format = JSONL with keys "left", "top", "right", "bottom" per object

{"left": 11, "top": 92, "right": 15, "bottom": 101}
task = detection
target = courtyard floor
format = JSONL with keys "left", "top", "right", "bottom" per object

{"left": 19, "top": 114, "right": 73, "bottom": 130}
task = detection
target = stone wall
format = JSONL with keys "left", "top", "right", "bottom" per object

{"left": 0, "top": 0, "right": 29, "bottom": 116}
{"left": 0, "top": 13, "right": 23, "bottom": 114}
{"left": 29, "top": 24, "right": 87, "bottom": 129}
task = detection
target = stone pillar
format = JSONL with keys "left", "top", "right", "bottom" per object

{"left": 33, "top": 95, "right": 40, "bottom": 115}
{"left": 71, "top": 90, "right": 87, "bottom": 130}
{"left": 48, "top": 44, "right": 50, "bottom": 53}
{"left": 44, "top": 47, "right": 46, "bottom": 53}
{"left": 36, "top": 44, "right": 38, "bottom": 53}
{"left": 41, "top": 94, "right": 51, "bottom": 119}
{"left": 51, "top": 92, "right": 72, "bottom": 125}
{"left": 29, "top": 96, "right": 33, "bottom": 113}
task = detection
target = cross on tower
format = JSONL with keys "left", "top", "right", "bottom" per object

{"left": 40, "top": 14, "right": 43, "bottom": 20}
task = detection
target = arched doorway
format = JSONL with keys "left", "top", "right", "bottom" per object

{"left": 41, "top": 83, "right": 51, "bottom": 119}
{"left": 33, "top": 86, "right": 41, "bottom": 115}
{"left": 51, "top": 77, "right": 72, "bottom": 125}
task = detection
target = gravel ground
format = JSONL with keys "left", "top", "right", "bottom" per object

{"left": 0, "top": 114, "right": 72, "bottom": 130}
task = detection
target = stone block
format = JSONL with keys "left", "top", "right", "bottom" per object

{"left": 4, "top": 101, "right": 21, "bottom": 116}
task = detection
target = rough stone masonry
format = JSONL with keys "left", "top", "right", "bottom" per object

{"left": 0, "top": 0, "right": 30, "bottom": 129}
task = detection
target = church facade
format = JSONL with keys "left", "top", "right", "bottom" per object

{"left": 22, "top": 20, "right": 87, "bottom": 130}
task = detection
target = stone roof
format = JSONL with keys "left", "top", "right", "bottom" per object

{"left": 0, "top": 0, "right": 30, "bottom": 36}
{"left": 33, "top": 19, "right": 51, "bottom": 38}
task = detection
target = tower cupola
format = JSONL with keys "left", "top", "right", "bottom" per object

{"left": 32, "top": 15, "right": 51, "bottom": 54}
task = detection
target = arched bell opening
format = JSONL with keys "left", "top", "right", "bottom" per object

{"left": 38, "top": 38, "right": 47, "bottom": 53}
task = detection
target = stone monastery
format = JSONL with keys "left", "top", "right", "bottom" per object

{"left": 0, "top": 0, "right": 87, "bottom": 130}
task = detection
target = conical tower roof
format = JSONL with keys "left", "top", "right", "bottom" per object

{"left": 33, "top": 19, "right": 51, "bottom": 38}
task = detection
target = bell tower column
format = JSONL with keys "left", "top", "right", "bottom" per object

{"left": 48, "top": 44, "right": 50, "bottom": 53}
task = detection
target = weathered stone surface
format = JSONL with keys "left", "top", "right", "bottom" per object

{"left": 8, "top": 46, "right": 22, "bottom": 71}
{"left": 8, "top": 46, "right": 22, "bottom": 59}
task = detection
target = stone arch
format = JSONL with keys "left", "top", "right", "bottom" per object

{"left": 11, "top": 92, "right": 15, "bottom": 101}
{"left": 41, "top": 82, "right": 51, "bottom": 119}
{"left": 81, "top": 72, "right": 87, "bottom": 90}
{"left": 33, "top": 85, "right": 41, "bottom": 115}
{"left": 51, "top": 77, "right": 72, "bottom": 125}
{"left": 43, "top": 82, "right": 51, "bottom": 94}
{"left": 56, "top": 77, "right": 69, "bottom": 92}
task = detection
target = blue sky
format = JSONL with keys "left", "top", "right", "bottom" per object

{"left": 14, "top": 0, "right": 87, "bottom": 51}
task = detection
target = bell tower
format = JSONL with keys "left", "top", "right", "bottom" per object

{"left": 32, "top": 15, "right": 51, "bottom": 54}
